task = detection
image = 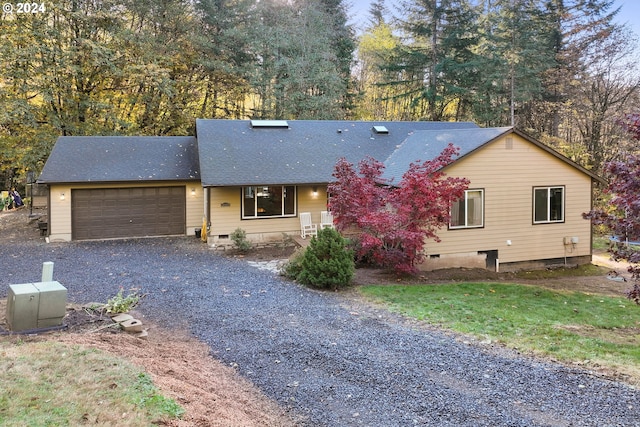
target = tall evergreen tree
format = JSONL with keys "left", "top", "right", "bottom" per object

{"left": 318, "top": 0, "right": 357, "bottom": 115}
{"left": 387, "top": 0, "right": 481, "bottom": 121}
{"left": 355, "top": 2, "right": 405, "bottom": 120}
{"left": 522, "top": 0, "right": 619, "bottom": 136}
{"left": 519, "top": 0, "right": 638, "bottom": 173}
{"left": 246, "top": 0, "right": 352, "bottom": 119}
{"left": 195, "top": 0, "right": 255, "bottom": 118}
{"left": 473, "top": 0, "right": 556, "bottom": 127}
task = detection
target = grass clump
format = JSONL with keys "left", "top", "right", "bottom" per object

{"left": 130, "top": 372, "right": 185, "bottom": 419}
{"left": 360, "top": 282, "right": 640, "bottom": 382}
{"left": 0, "top": 341, "right": 183, "bottom": 425}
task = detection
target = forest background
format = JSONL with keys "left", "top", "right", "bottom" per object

{"left": 1, "top": 0, "right": 638, "bottom": 191}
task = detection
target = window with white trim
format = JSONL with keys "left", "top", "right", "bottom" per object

{"left": 533, "top": 186, "right": 564, "bottom": 223}
{"left": 450, "top": 189, "right": 484, "bottom": 228}
{"left": 242, "top": 186, "right": 296, "bottom": 218}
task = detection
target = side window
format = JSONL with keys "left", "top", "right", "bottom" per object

{"left": 450, "top": 189, "right": 484, "bottom": 229}
{"left": 533, "top": 186, "right": 564, "bottom": 223}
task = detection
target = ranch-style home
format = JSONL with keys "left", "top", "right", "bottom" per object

{"left": 38, "top": 119, "right": 602, "bottom": 271}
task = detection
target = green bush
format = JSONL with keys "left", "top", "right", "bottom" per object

{"left": 297, "top": 228, "right": 354, "bottom": 290}
{"left": 281, "top": 247, "right": 306, "bottom": 279}
{"left": 105, "top": 288, "right": 141, "bottom": 314}
{"left": 230, "top": 227, "right": 252, "bottom": 253}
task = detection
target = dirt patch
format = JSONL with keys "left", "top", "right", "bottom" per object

{"left": 350, "top": 256, "right": 634, "bottom": 298}
{"left": 41, "top": 324, "right": 295, "bottom": 427}
{"left": 0, "top": 206, "right": 45, "bottom": 243}
{"left": 557, "top": 324, "right": 640, "bottom": 346}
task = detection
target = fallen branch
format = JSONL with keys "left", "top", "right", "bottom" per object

{"left": 87, "top": 321, "right": 119, "bottom": 334}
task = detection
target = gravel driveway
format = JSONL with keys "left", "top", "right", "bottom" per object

{"left": 1, "top": 236, "right": 639, "bottom": 426}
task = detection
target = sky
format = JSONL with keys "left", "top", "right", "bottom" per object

{"left": 349, "top": 0, "right": 640, "bottom": 40}
{"left": 613, "top": 0, "right": 640, "bottom": 39}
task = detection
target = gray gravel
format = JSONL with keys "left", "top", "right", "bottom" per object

{"left": 1, "top": 237, "right": 639, "bottom": 426}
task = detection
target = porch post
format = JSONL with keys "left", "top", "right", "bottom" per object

{"left": 203, "top": 187, "right": 210, "bottom": 228}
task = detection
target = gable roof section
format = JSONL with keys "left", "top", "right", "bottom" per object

{"left": 382, "top": 127, "right": 603, "bottom": 184}
{"left": 382, "top": 127, "right": 512, "bottom": 183}
{"left": 511, "top": 128, "right": 604, "bottom": 184}
{"left": 38, "top": 136, "right": 200, "bottom": 184}
{"left": 195, "top": 119, "right": 479, "bottom": 186}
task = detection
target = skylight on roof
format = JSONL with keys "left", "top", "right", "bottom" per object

{"left": 372, "top": 125, "right": 389, "bottom": 134}
{"left": 250, "top": 120, "right": 289, "bottom": 129}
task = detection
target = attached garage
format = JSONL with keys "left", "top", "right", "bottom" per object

{"left": 38, "top": 136, "right": 202, "bottom": 242}
{"left": 71, "top": 187, "right": 186, "bottom": 240}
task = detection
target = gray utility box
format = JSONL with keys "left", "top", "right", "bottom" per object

{"left": 6, "top": 281, "right": 68, "bottom": 332}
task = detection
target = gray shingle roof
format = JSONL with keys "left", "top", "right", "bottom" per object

{"left": 38, "top": 123, "right": 601, "bottom": 188}
{"left": 195, "top": 119, "right": 480, "bottom": 186}
{"left": 38, "top": 136, "right": 200, "bottom": 184}
{"left": 382, "top": 127, "right": 512, "bottom": 183}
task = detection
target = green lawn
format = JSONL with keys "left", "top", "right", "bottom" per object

{"left": 0, "top": 340, "right": 184, "bottom": 426}
{"left": 360, "top": 282, "right": 640, "bottom": 382}
{"left": 592, "top": 235, "right": 611, "bottom": 251}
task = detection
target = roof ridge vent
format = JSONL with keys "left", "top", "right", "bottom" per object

{"left": 372, "top": 125, "right": 389, "bottom": 135}
{"left": 250, "top": 120, "right": 289, "bottom": 129}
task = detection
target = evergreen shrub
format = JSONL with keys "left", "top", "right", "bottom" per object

{"left": 297, "top": 227, "right": 354, "bottom": 290}
{"left": 230, "top": 227, "right": 252, "bottom": 253}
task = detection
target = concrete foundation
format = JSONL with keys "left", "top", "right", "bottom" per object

{"left": 418, "top": 252, "right": 488, "bottom": 271}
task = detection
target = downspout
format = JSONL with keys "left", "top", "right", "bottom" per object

{"left": 589, "top": 178, "right": 595, "bottom": 262}
{"left": 43, "top": 183, "right": 51, "bottom": 240}
{"left": 203, "top": 186, "right": 210, "bottom": 231}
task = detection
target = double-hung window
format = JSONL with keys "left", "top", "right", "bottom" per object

{"left": 450, "top": 189, "right": 484, "bottom": 229}
{"left": 533, "top": 186, "right": 564, "bottom": 223}
{"left": 242, "top": 186, "right": 296, "bottom": 218}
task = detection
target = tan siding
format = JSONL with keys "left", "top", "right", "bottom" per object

{"left": 209, "top": 185, "right": 329, "bottom": 244}
{"left": 426, "top": 135, "right": 593, "bottom": 265}
{"left": 48, "top": 184, "right": 72, "bottom": 241}
{"left": 185, "top": 185, "right": 204, "bottom": 235}
{"left": 48, "top": 182, "right": 201, "bottom": 242}
{"left": 209, "top": 187, "right": 241, "bottom": 237}
{"left": 299, "top": 187, "right": 330, "bottom": 226}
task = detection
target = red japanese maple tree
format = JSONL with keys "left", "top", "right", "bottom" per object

{"left": 585, "top": 113, "right": 640, "bottom": 303}
{"left": 328, "top": 143, "right": 469, "bottom": 274}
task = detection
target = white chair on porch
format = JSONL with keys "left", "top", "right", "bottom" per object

{"left": 300, "top": 212, "right": 318, "bottom": 239}
{"left": 320, "top": 211, "right": 334, "bottom": 229}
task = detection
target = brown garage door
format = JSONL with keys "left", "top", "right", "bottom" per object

{"left": 71, "top": 187, "right": 186, "bottom": 240}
